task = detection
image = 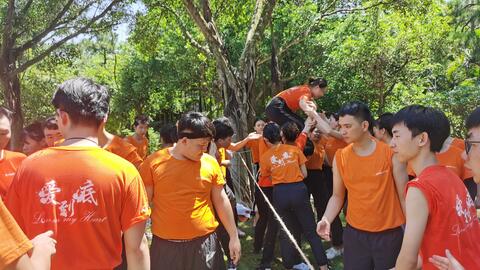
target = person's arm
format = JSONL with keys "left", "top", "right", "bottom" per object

{"left": 429, "top": 249, "right": 465, "bottom": 270}
{"left": 317, "top": 157, "right": 346, "bottom": 240}
{"left": 145, "top": 186, "right": 153, "bottom": 203}
{"left": 211, "top": 185, "right": 241, "bottom": 264}
{"left": 300, "top": 164, "right": 308, "bottom": 178}
{"left": 5, "top": 231, "right": 57, "bottom": 270}
{"left": 395, "top": 187, "right": 429, "bottom": 270}
{"left": 392, "top": 154, "right": 409, "bottom": 214}
{"left": 228, "top": 132, "right": 262, "bottom": 152}
{"left": 124, "top": 221, "right": 150, "bottom": 270}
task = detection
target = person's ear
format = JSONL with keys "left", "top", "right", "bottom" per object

{"left": 418, "top": 132, "right": 429, "bottom": 147}
{"left": 361, "top": 121, "right": 369, "bottom": 132}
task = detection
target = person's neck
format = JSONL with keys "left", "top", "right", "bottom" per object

{"left": 284, "top": 141, "right": 296, "bottom": 146}
{"left": 62, "top": 128, "right": 99, "bottom": 147}
{"left": 410, "top": 149, "right": 438, "bottom": 176}
{"left": 382, "top": 135, "right": 392, "bottom": 145}
{"left": 133, "top": 133, "right": 145, "bottom": 140}
{"left": 97, "top": 128, "right": 115, "bottom": 148}
{"left": 169, "top": 144, "right": 194, "bottom": 161}
{"left": 352, "top": 134, "right": 375, "bottom": 156}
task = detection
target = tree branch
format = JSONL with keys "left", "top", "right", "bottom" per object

{"left": 257, "top": 0, "right": 393, "bottom": 66}
{"left": 2, "top": 0, "right": 16, "bottom": 56}
{"left": 157, "top": 3, "right": 211, "bottom": 55}
{"left": 13, "top": 0, "right": 122, "bottom": 75}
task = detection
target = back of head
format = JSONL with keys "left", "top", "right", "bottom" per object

{"left": 376, "top": 112, "right": 394, "bottom": 137}
{"left": 134, "top": 115, "right": 149, "bottom": 127}
{"left": 24, "top": 121, "right": 45, "bottom": 142}
{"left": 0, "top": 106, "right": 13, "bottom": 124}
{"left": 338, "top": 101, "right": 374, "bottom": 133}
{"left": 308, "top": 77, "right": 328, "bottom": 88}
{"left": 160, "top": 123, "right": 178, "bottom": 144}
{"left": 391, "top": 105, "right": 450, "bottom": 152}
{"left": 212, "top": 117, "right": 234, "bottom": 141}
{"left": 43, "top": 116, "right": 58, "bottom": 130}
{"left": 177, "top": 112, "right": 215, "bottom": 140}
{"left": 263, "top": 122, "right": 281, "bottom": 144}
{"left": 51, "top": 77, "right": 110, "bottom": 127}
{"left": 466, "top": 107, "right": 480, "bottom": 130}
{"left": 281, "top": 122, "right": 300, "bottom": 142}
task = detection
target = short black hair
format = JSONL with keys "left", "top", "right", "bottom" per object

{"left": 338, "top": 101, "right": 374, "bottom": 133}
{"left": 24, "top": 121, "right": 45, "bottom": 142}
{"left": 160, "top": 123, "right": 178, "bottom": 144}
{"left": 466, "top": 107, "right": 480, "bottom": 130}
{"left": 325, "top": 112, "right": 339, "bottom": 121}
{"left": 281, "top": 122, "right": 300, "bottom": 142}
{"left": 177, "top": 112, "right": 215, "bottom": 140}
{"left": 0, "top": 106, "right": 13, "bottom": 123}
{"left": 134, "top": 115, "right": 149, "bottom": 127}
{"left": 308, "top": 77, "right": 328, "bottom": 88}
{"left": 391, "top": 105, "right": 450, "bottom": 152}
{"left": 254, "top": 118, "right": 265, "bottom": 125}
{"left": 263, "top": 122, "right": 281, "bottom": 144}
{"left": 375, "top": 112, "right": 394, "bottom": 137}
{"left": 52, "top": 77, "right": 110, "bottom": 127}
{"left": 212, "top": 117, "right": 234, "bottom": 141}
{"left": 43, "top": 116, "right": 58, "bottom": 130}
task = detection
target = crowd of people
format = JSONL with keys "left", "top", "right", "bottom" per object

{"left": 1, "top": 76, "right": 479, "bottom": 270}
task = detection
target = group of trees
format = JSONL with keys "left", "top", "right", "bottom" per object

{"left": 1, "top": 0, "right": 479, "bottom": 147}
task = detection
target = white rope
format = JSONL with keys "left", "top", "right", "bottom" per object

{"left": 238, "top": 155, "right": 315, "bottom": 270}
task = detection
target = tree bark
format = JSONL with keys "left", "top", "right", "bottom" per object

{"left": 0, "top": 71, "right": 23, "bottom": 151}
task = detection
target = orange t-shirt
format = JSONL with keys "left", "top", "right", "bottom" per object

{"left": 246, "top": 139, "right": 260, "bottom": 163}
{"left": 451, "top": 137, "right": 465, "bottom": 151}
{"left": 407, "top": 165, "right": 480, "bottom": 270}
{"left": 140, "top": 149, "right": 225, "bottom": 240}
{"left": 336, "top": 140, "right": 405, "bottom": 232}
{"left": 5, "top": 146, "right": 150, "bottom": 270}
{"left": 104, "top": 136, "right": 143, "bottom": 168}
{"left": 0, "top": 150, "right": 26, "bottom": 200}
{"left": 260, "top": 144, "right": 307, "bottom": 185}
{"left": 323, "top": 136, "right": 348, "bottom": 167}
{"left": 306, "top": 140, "right": 325, "bottom": 170}
{"left": 125, "top": 135, "right": 149, "bottom": 159}
{"left": 275, "top": 85, "right": 313, "bottom": 112}
{"left": 0, "top": 199, "right": 33, "bottom": 269}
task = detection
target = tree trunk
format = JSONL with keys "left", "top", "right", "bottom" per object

{"left": 0, "top": 72, "right": 24, "bottom": 151}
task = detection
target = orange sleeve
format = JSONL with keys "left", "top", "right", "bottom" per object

{"left": 298, "top": 149, "right": 307, "bottom": 165}
{"left": 121, "top": 173, "right": 151, "bottom": 231}
{"left": 125, "top": 149, "right": 143, "bottom": 169}
{"left": 295, "top": 132, "right": 307, "bottom": 150}
{"left": 259, "top": 153, "right": 271, "bottom": 178}
{"left": 0, "top": 200, "right": 33, "bottom": 269}
{"left": 207, "top": 156, "right": 225, "bottom": 186}
{"left": 139, "top": 158, "right": 154, "bottom": 187}
{"left": 4, "top": 173, "right": 24, "bottom": 230}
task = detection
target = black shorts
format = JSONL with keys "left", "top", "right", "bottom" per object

{"left": 150, "top": 233, "right": 226, "bottom": 270}
{"left": 343, "top": 224, "right": 403, "bottom": 270}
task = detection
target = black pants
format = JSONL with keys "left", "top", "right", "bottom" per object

{"left": 464, "top": 178, "right": 477, "bottom": 200}
{"left": 273, "top": 182, "right": 328, "bottom": 268}
{"left": 265, "top": 97, "right": 314, "bottom": 156}
{"left": 343, "top": 224, "right": 403, "bottom": 270}
{"left": 150, "top": 233, "right": 225, "bottom": 270}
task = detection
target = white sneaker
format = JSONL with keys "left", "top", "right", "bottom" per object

{"left": 292, "top": 262, "right": 310, "bottom": 270}
{"left": 326, "top": 246, "right": 343, "bottom": 260}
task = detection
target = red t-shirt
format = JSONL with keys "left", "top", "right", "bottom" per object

{"left": 407, "top": 165, "right": 480, "bottom": 270}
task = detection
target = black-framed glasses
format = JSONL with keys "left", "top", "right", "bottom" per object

{"left": 465, "top": 140, "right": 480, "bottom": 155}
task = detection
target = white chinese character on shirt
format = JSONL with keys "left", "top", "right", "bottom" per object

{"left": 72, "top": 180, "right": 98, "bottom": 206}
{"left": 38, "top": 180, "right": 61, "bottom": 205}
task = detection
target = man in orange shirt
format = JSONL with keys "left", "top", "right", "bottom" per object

{"left": 0, "top": 199, "right": 56, "bottom": 270}
{"left": 6, "top": 77, "right": 150, "bottom": 270}
{"left": 98, "top": 123, "right": 143, "bottom": 168}
{"left": 0, "top": 107, "right": 26, "bottom": 200}
{"left": 42, "top": 117, "right": 64, "bottom": 147}
{"left": 125, "top": 115, "right": 149, "bottom": 159}
{"left": 140, "top": 112, "right": 240, "bottom": 270}
{"left": 159, "top": 123, "right": 177, "bottom": 149}
{"left": 391, "top": 105, "right": 480, "bottom": 270}
{"left": 373, "top": 112, "right": 394, "bottom": 144}
{"left": 317, "top": 101, "right": 407, "bottom": 270}
{"left": 23, "top": 121, "right": 47, "bottom": 155}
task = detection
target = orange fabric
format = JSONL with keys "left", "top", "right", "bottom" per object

{"left": 336, "top": 140, "right": 405, "bottom": 232}
{"left": 0, "top": 199, "right": 32, "bottom": 269}
{"left": 306, "top": 140, "right": 325, "bottom": 170}
{"left": 0, "top": 150, "right": 26, "bottom": 200}
{"left": 140, "top": 149, "right": 225, "bottom": 240}
{"left": 246, "top": 139, "right": 260, "bottom": 163}
{"left": 125, "top": 135, "right": 149, "bottom": 159}
{"left": 275, "top": 85, "right": 313, "bottom": 112}
{"left": 5, "top": 146, "right": 150, "bottom": 270}
{"left": 407, "top": 165, "right": 480, "bottom": 270}
{"left": 104, "top": 136, "right": 143, "bottom": 168}
{"left": 451, "top": 137, "right": 465, "bottom": 151}
{"left": 260, "top": 144, "right": 307, "bottom": 185}
{"left": 53, "top": 138, "right": 65, "bottom": 146}
{"left": 323, "top": 136, "right": 348, "bottom": 167}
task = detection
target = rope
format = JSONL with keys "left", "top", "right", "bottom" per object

{"left": 238, "top": 155, "right": 315, "bottom": 270}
